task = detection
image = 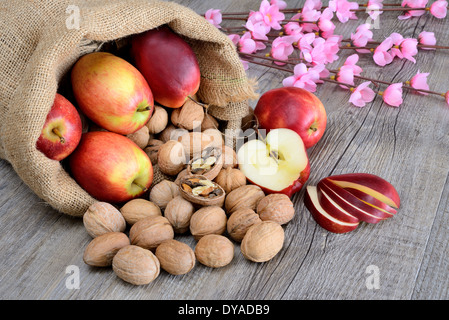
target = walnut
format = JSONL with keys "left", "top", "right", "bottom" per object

{"left": 214, "top": 167, "right": 247, "bottom": 194}
{"left": 201, "top": 114, "right": 219, "bottom": 131}
{"left": 120, "top": 198, "right": 161, "bottom": 225}
{"left": 83, "top": 202, "right": 126, "bottom": 238}
{"left": 129, "top": 216, "right": 174, "bottom": 251}
{"left": 194, "top": 234, "right": 234, "bottom": 268}
{"left": 164, "top": 196, "right": 195, "bottom": 233}
{"left": 157, "top": 140, "right": 187, "bottom": 175}
{"left": 189, "top": 206, "right": 227, "bottom": 240}
{"left": 257, "top": 193, "right": 295, "bottom": 225}
{"left": 202, "top": 128, "right": 223, "bottom": 149}
{"left": 178, "top": 131, "right": 214, "bottom": 159}
{"left": 170, "top": 99, "right": 204, "bottom": 130}
{"left": 221, "top": 145, "right": 238, "bottom": 169}
{"left": 144, "top": 139, "right": 164, "bottom": 165}
{"left": 187, "top": 147, "right": 223, "bottom": 180}
{"left": 146, "top": 105, "right": 168, "bottom": 134}
{"left": 126, "top": 125, "right": 150, "bottom": 149}
{"left": 149, "top": 180, "right": 180, "bottom": 210}
{"left": 226, "top": 208, "right": 261, "bottom": 242}
{"left": 225, "top": 185, "right": 265, "bottom": 215}
{"left": 155, "top": 239, "right": 196, "bottom": 275}
{"left": 179, "top": 175, "right": 225, "bottom": 207}
{"left": 241, "top": 221, "right": 284, "bottom": 263}
{"left": 83, "top": 232, "right": 130, "bottom": 267}
{"left": 159, "top": 124, "right": 188, "bottom": 143}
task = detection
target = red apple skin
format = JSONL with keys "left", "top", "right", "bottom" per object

{"left": 254, "top": 87, "right": 327, "bottom": 149}
{"left": 325, "top": 173, "right": 400, "bottom": 208}
{"left": 69, "top": 131, "right": 153, "bottom": 203}
{"left": 36, "top": 93, "right": 82, "bottom": 161}
{"left": 318, "top": 181, "right": 390, "bottom": 224}
{"left": 248, "top": 161, "right": 310, "bottom": 198}
{"left": 71, "top": 52, "right": 154, "bottom": 135}
{"left": 317, "top": 188, "right": 360, "bottom": 224}
{"left": 131, "top": 26, "right": 200, "bottom": 109}
{"left": 305, "top": 186, "right": 359, "bottom": 234}
{"left": 344, "top": 187, "right": 397, "bottom": 215}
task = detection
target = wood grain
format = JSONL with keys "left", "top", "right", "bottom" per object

{"left": 1, "top": 0, "right": 448, "bottom": 300}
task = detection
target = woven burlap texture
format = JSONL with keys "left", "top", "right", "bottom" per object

{"left": 0, "top": 0, "right": 257, "bottom": 217}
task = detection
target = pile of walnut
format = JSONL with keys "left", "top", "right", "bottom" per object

{"left": 82, "top": 98, "right": 295, "bottom": 286}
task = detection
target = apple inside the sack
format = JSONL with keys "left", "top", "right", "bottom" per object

{"left": 237, "top": 128, "right": 310, "bottom": 198}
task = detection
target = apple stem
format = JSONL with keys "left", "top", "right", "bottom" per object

{"left": 137, "top": 105, "right": 151, "bottom": 112}
{"left": 132, "top": 181, "right": 148, "bottom": 192}
{"left": 52, "top": 128, "right": 65, "bottom": 144}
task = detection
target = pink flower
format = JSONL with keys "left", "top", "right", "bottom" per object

{"left": 337, "top": 66, "right": 355, "bottom": 88}
{"left": 418, "top": 31, "right": 437, "bottom": 49}
{"left": 298, "top": 32, "right": 316, "bottom": 52}
{"left": 318, "top": 8, "right": 336, "bottom": 38}
{"left": 349, "top": 82, "right": 376, "bottom": 107}
{"left": 301, "top": 3, "right": 321, "bottom": 33}
{"left": 305, "top": 0, "right": 323, "bottom": 10}
{"left": 400, "top": 38, "right": 418, "bottom": 63}
{"left": 271, "top": 0, "right": 287, "bottom": 10}
{"left": 282, "top": 63, "right": 324, "bottom": 92}
{"left": 343, "top": 54, "right": 363, "bottom": 76}
{"left": 409, "top": 70, "right": 430, "bottom": 95}
{"left": 240, "top": 59, "right": 249, "bottom": 70}
{"left": 246, "top": 18, "right": 270, "bottom": 40}
{"left": 271, "top": 36, "right": 296, "bottom": 64}
{"left": 229, "top": 32, "right": 257, "bottom": 54}
{"left": 389, "top": 32, "right": 404, "bottom": 58}
{"left": 373, "top": 37, "right": 394, "bottom": 66}
{"left": 302, "top": 37, "right": 327, "bottom": 65}
{"left": 350, "top": 23, "right": 374, "bottom": 53}
{"left": 382, "top": 83, "right": 403, "bottom": 107}
{"left": 430, "top": 0, "right": 448, "bottom": 18}
{"left": 367, "top": 0, "right": 384, "bottom": 20}
{"left": 399, "top": 0, "right": 429, "bottom": 19}
{"left": 329, "top": 0, "right": 359, "bottom": 23}
{"left": 284, "top": 14, "right": 303, "bottom": 36}
{"left": 259, "top": 0, "right": 285, "bottom": 30}
{"left": 204, "top": 9, "right": 222, "bottom": 28}
{"left": 322, "top": 35, "right": 341, "bottom": 63}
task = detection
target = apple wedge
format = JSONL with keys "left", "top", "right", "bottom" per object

{"left": 305, "top": 186, "right": 359, "bottom": 234}
{"left": 237, "top": 128, "right": 310, "bottom": 198}
{"left": 324, "top": 173, "right": 400, "bottom": 209}
{"left": 344, "top": 187, "right": 397, "bottom": 215}
{"left": 318, "top": 187, "right": 360, "bottom": 224}
{"left": 317, "top": 181, "right": 390, "bottom": 224}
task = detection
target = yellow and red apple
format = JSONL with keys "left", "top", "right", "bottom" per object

{"left": 69, "top": 131, "right": 153, "bottom": 203}
{"left": 71, "top": 52, "right": 154, "bottom": 135}
{"left": 36, "top": 93, "right": 82, "bottom": 161}
{"left": 237, "top": 128, "right": 310, "bottom": 198}
{"left": 131, "top": 26, "right": 200, "bottom": 109}
{"left": 254, "top": 87, "right": 327, "bottom": 149}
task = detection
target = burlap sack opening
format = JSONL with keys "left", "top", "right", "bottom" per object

{"left": 0, "top": 0, "right": 258, "bottom": 217}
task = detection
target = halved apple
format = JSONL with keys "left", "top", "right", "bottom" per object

{"left": 318, "top": 181, "right": 390, "bottom": 224}
{"left": 305, "top": 186, "right": 359, "bottom": 234}
{"left": 237, "top": 128, "right": 310, "bottom": 198}
{"left": 324, "top": 173, "right": 400, "bottom": 209}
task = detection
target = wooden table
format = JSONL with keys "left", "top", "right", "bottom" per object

{"left": 1, "top": 0, "right": 448, "bottom": 300}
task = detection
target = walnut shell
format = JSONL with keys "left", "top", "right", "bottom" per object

{"left": 178, "top": 131, "right": 214, "bottom": 159}
{"left": 202, "top": 128, "right": 223, "bottom": 149}
{"left": 179, "top": 175, "right": 225, "bottom": 207}
{"left": 144, "top": 139, "right": 164, "bottom": 165}
{"left": 187, "top": 147, "right": 223, "bottom": 180}
{"left": 149, "top": 180, "right": 180, "bottom": 209}
{"left": 164, "top": 196, "right": 195, "bottom": 233}
{"left": 155, "top": 239, "right": 195, "bottom": 275}
{"left": 214, "top": 167, "right": 247, "bottom": 194}
{"left": 225, "top": 185, "right": 265, "bottom": 215}
{"left": 171, "top": 99, "right": 204, "bottom": 130}
{"left": 221, "top": 145, "right": 238, "bottom": 169}
{"left": 201, "top": 114, "right": 219, "bottom": 131}
{"left": 189, "top": 206, "right": 227, "bottom": 240}
{"left": 159, "top": 124, "right": 188, "bottom": 143}
{"left": 83, "top": 202, "right": 126, "bottom": 238}
{"left": 83, "top": 232, "right": 130, "bottom": 267}
{"left": 146, "top": 106, "right": 168, "bottom": 134}
{"left": 226, "top": 208, "right": 262, "bottom": 242}
{"left": 120, "top": 198, "right": 162, "bottom": 225}
{"left": 241, "top": 221, "right": 284, "bottom": 263}
{"left": 257, "top": 194, "right": 295, "bottom": 225}
{"left": 126, "top": 125, "right": 150, "bottom": 149}
{"left": 112, "top": 245, "right": 160, "bottom": 285}
{"left": 157, "top": 140, "right": 187, "bottom": 176}
{"left": 129, "top": 216, "right": 174, "bottom": 251}
{"left": 174, "top": 168, "right": 193, "bottom": 186}
{"left": 195, "top": 234, "right": 234, "bottom": 268}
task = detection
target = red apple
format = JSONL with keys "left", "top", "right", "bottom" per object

{"left": 324, "top": 173, "right": 400, "bottom": 209}
{"left": 343, "top": 187, "right": 397, "bottom": 215}
{"left": 317, "top": 187, "right": 360, "bottom": 224}
{"left": 254, "top": 87, "right": 327, "bottom": 149}
{"left": 36, "top": 93, "right": 82, "bottom": 161}
{"left": 305, "top": 186, "right": 359, "bottom": 234}
{"left": 237, "top": 128, "right": 310, "bottom": 198}
{"left": 131, "top": 26, "right": 201, "bottom": 109}
{"left": 69, "top": 131, "right": 153, "bottom": 203}
{"left": 71, "top": 52, "right": 154, "bottom": 135}
{"left": 317, "top": 180, "right": 390, "bottom": 224}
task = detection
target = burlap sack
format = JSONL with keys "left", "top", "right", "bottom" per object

{"left": 0, "top": 0, "right": 258, "bottom": 217}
